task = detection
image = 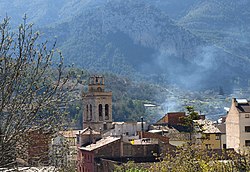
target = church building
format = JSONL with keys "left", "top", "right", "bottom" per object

{"left": 82, "top": 76, "right": 112, "bottom": 131}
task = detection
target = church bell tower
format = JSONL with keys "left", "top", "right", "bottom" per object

{"left": 82, "top": 76, "right": 112, "bottom": 131}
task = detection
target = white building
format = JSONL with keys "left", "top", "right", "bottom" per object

{"left": 103, "top": 122, "right": 148, "bottom": 142}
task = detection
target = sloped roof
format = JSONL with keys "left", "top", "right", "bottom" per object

{"left": 215, "top": 123, "right": 226, "bottom": 134}
{"left": 79, "top": 136, "right": 120, "bottom": 151}
{"left": 236, "top": 103, "right": 250, "bottom": 113}
{"left": 149, "top": 125, "right": 179, "bottom": 133}
{"left": 148, "top": 129, "right": 165, "bottom": 133}
{"left": 232, "top": 98, "right": 250, "bottom": 113}
{"left": 194, "top": 119, "right": 221, "bottom": 134}
{"left": 80, "top": 127, "right": 100, "bottom": 135}
{"left": 236, "top": 99, "right": 248, "bottom": 104}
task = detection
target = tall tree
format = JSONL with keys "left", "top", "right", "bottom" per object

{"left": 0, "top": 16, "right": 74, "bottom": 168}
{"left": 180, "top": 106, "right": 200, "bottom": 141}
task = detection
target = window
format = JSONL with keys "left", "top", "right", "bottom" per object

{"left": 97, "top": 87, "right": 102, "bottom": 92}
{"left": 99, "top": 104, "right": 103, "bottom": 120}
{"left": 205, "top": 134, "right": 210, "bottom": 140}
{"left": 245, "top": 126, "right": 250, "bottom": 132}
{"left": 86, "top": 105, "right": 88, "bottom": 120}
{"left": 90, "top": 104, "right": 92, "bottom": 120}
{"left": 77, "top": 135, "right": 80, "bottom": 144}
{"left": 205, "top": 144, "right": 211, "bottom": 149}
{"left": 103, "top": 123, "right": 107, "bottom": 130}
{"left": 245, "top": 140, "right": 250, "bottom": 146}
{"left": 223, "top": 144, "right": 226, "bottom": 149}
{"left": 105, "top": 104, "right": 109, "bottom": 120}
{"left": 246, "top": 114, "right": 250, "bottom": 118}
{"left": 215, "top": 134, "right": 220, "bottom": 140}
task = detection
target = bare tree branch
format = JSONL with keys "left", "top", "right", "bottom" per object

{"left": 0, "top": 16, "right": 75, "bottom": 168}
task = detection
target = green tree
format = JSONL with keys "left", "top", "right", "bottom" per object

{"left": 120, "top": 145, "right": 250, "bottom": 172}
{"left": 0, "top": 16, "right": 74, "bottom": 168}
{"left": 180, "top": 106, "right": 200, "bottom": 141}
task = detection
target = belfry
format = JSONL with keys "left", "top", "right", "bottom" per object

{"left": 82, "top": 76, "right": 112, "bottom": 131}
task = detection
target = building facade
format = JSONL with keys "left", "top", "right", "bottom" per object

{"left": 226, "top": 98, "right": 250, "bottom": 152}
{"left": 195, "top": 119, "right": 222, "bottom": 149}
{"left": 77, "top": 136, "right": 160, "bottom": 172}
{"left": 82, "top": 76, "right": 112, "bottom": 131}
{"left": 215, "top": 123, "right": 226, "bottom": 149}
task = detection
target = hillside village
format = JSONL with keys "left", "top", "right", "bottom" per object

{"left": 1, "top": 1, "right": 250, "bottom": 171}
{"left": 15, "top": 75, "right": 249, "bottom": 172}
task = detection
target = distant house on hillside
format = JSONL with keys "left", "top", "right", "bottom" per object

{"left": 226, "top": 98, "right": 250, "bottom": 152}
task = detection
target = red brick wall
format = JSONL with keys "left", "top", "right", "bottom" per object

{"left": 167, "top": 112, "right": 185, "bottom": 125}
{"left": 27, "top": 130, "right": 51, "bottom": 165}
{"left": 157, "top": 112, "right": 185, "bottom": 125}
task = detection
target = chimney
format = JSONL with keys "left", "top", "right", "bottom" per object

{"left": 232, "top": 98, "right": 238, "bottom": 107}
{"left": 141, "top": 116, "right": 144, "bottom": 132}
{"left": 141, "top": 116, "right": 144, "bottom": 139}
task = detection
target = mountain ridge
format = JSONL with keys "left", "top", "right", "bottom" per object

{"left": 1, "top": 0, "right": 250, "bottom": 90}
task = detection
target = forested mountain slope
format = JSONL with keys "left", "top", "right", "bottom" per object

{"left": 42, "top": 0, "right": 249, "bottom": 90}
{"left": 179, "top": 0, "right": 250, "bottom": 70}
{"left": 1, "top": 0, "right": 250, "bottom": 123}
{"left": 0, "top": 0, "right": 249, "bottom": 91}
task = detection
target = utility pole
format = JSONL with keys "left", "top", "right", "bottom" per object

{"left": 141, "top": 116, "right": 144, "bottom": 139}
